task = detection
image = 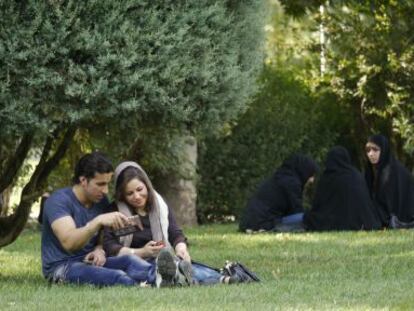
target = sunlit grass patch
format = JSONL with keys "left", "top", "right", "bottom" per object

{"left": 1, "top": 225, "right": 414, "bottom": 310}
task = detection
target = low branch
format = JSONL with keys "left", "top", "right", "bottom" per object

{"left": 25, "top": 126, "right": 62, "bottom": 189}
{"left": 37, "top": 126, "right": 77, "bottom": 184}
{"left": 124, "top": 136, "right": 145, "bottom": 161}
{"left": 0, "top": 133, "right": 34, "bottom": 193}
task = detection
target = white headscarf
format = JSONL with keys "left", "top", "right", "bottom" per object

{"left": 113, "top": 161, "right": 170, "bottom": 248}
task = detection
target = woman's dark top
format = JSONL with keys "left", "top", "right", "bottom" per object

{"left": 239, "top": 154, "right": 318, "bottom": 231}
{"left": 103, "top": 202, "right": 186, "bottom": 256}
{"left": 365, "top": 134, "right": 414, "bottom": 225}
{"left": 304, "top": 146, "right": 381, "bottom": 231}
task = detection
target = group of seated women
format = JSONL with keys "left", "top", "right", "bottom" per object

{"left": 239, "top": 134, "right": 414, "bottom": 232}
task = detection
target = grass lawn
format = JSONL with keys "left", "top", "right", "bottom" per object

{"left": 1, "top": 223, "right": 413, "bottom": 310}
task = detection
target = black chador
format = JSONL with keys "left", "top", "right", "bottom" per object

{"left": 239, "top": 154, "right": 318, "bottom": 232}
{"left": 365, "top": 134, "right": 414, "bottom": 226}
{"left": 304, "top": 146, "right": 381, "bottom": 231}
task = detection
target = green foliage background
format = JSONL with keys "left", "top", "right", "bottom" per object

{"left": 198, "top": 0, "right": 414, "bottom": 222}
{"left": 322, "top": 1, "right": 414, "bottom": 165}
{"left": 197, "top": 67, "right": 339, "bottom": 222}
{"left": 197, "top": 1, "right": 345, "bottom": 222}
{"left": 3, "top": 0, "right": 414, "bottom": 224}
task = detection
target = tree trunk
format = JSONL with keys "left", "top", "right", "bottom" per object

{"left": 156, "top": 135, "right": 198, "bottom": 227}
{"left": 0, "top": 187, "right": 13, "bottom": 216}
{"left": 0, "top": 186, "right": 37, "bottom": 246}
{"left": 0, "top": 126, "right": 76, "bottom": 248}
{"left": 0, "top": 134, "right": 35, "bottom": 195}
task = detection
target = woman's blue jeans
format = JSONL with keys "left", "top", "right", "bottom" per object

{"left": 281, "top": 212, "right": 304, "bottom": 225}
{"left": 272, "top": 212, "right": 304, "bottom": 232}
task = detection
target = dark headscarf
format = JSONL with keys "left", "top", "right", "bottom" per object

{"left": 276, "top": 154, "right": 319, "bottom": 189}
{"left": 325, "top": 146, "right": 353, "bottom": 173}
{"left": 368, "top": 134, "right": 392, "bottom": 170}
{"left": 304, "top": 146, "right": 381, "bottom": 231}
{"left": 239, "top": 154, "right": 318, "bottom": 231}
{"left": 365, "top": 134, "right": 414, "bottom": 224}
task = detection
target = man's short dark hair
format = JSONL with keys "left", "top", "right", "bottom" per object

{"left": 72, "top": 151, "right": 113, "bottom": 184}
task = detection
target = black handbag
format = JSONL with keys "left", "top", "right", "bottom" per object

{"left": 389, "top": 214, "right": 414, "bottom": 229}
{"left": 221, "top": 261, "right": 261, "bottom": 283}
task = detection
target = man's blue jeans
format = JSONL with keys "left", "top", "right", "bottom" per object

{"left": 63, "top": 255, "right": 156, "bottom": 286}
{"left": 54, "top": 255, "right": 221, "bottom": 286}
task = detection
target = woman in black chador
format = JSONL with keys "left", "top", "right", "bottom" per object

{"left": 304, "top": 146, "right": 381, "bottom": 231}
{"left": 239, "top": 154, "right": 318, "bottom": 232}
{"left": 365, "top": 134, "right": 414, "bottom": 228}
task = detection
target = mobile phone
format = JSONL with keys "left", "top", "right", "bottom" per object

{"left": 112, "top": 215, "right": 141, "bottom": 237}
{"left": 128, "top": 215, "right": 140, "bottom": 223}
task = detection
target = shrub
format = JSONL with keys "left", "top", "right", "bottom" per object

{"left": 197, "top": 67, "right": 338, "bottom": 222}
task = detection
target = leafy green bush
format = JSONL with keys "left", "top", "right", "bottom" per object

{"left": 197, "top": 67, "right": 339, "bottom": 222}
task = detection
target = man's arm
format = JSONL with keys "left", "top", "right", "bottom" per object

{"left": 51, "top": 212, "right": 129, "bottom": 252}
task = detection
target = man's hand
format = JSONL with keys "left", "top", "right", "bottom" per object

{"left": 96, "top": 212, "right": 130, "bottom": 230}
{"left": 84, "top": 248, "right": 106, "bottom": 266}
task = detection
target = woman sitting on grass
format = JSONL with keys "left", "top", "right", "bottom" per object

{"left": 303, "top": 146, "right": 382, "bottom": 231}
{"left": 365, "top": 134, "right": 414, "bottom": 228}
{"left": 103, "top": 161, "right": 239, "bottom": 286}
{"left": 239, "top": 154, "right": 318, "bottom": 233}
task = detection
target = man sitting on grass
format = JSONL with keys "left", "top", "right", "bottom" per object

{"left": 41, "top": 151, "right": 176, "bottom": 286}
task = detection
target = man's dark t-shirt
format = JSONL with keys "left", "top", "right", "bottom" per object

{"left": 41, "top": 187, "right": 109, "bottom": 277}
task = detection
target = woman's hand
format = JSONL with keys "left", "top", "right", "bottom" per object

{"left": 142, "top": 240, "right": 164, "bottom": 258}
{"left": 175, "top": 242, "right": 191, "bottom": 262}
